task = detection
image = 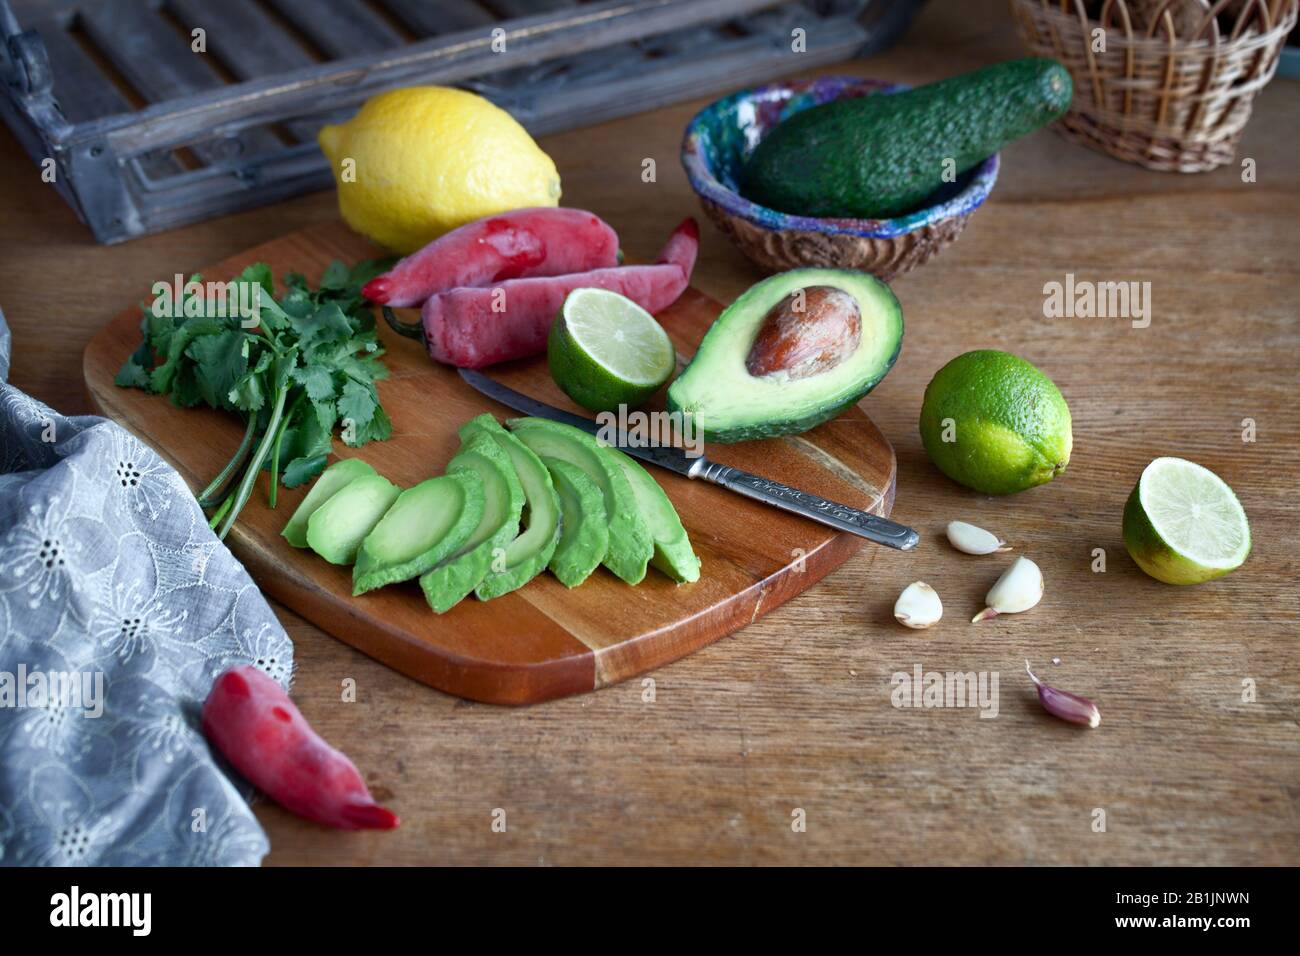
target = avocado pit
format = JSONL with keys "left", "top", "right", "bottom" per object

{"left": 744, "top": 286, "right": 861, "bottom": 381}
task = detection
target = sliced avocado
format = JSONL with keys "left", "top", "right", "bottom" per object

{"left": 609, "top": 450, "right": 699, "bottom": 583}
{"left": 353, "top": 473, "right": 484, "bottom": 595}
{"left": 282, "top": 457, "right": 376, "bottom": 548}
{"left": 743, "top": 58, "right": 1072, "bottom": 219}
{"left": 667, "top": 269, "right": 902, "bottom": 443}
{"left": 508, "top": 417, "right": 652, "bottom": 585}
{"left": 306, "top": 474, "right": 401, "bottom": 565}
{"left": 419, "top": 432, "right": 525, "bottom": 613}
{"left": 458, "top": 414, "right": 561, "bottom": 600}
{"left": 543, "top": 456, "right": 609, "bottom": 588}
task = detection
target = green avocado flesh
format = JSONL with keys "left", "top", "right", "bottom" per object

{"left": 306, "top": 473, "right": 401, "bottom": 565}
{"left": 353, "top": 472, "right": 484, "bottom": 595}
{"left": 610, "top": 449, "right": 699, "bottom": 583}
{"left": 743, "top": 58, "right": 1072, "bottom": 219}
{"left": 458, "top": 414, "right": 561, "bottom": 600}
{"left": 420, "top": 432, "right": 525, "bottom": 613}
{"left": 667, "top": 268, "right": 903, "bottom": 443}
{"left": 543, "top": 456, "right": 609, "bottom": 588}
{"left": 282, "top": 457, "right": 376, "bottom": 548}
{"left": 509, "top": 418, "right": 652, "bottom": 585}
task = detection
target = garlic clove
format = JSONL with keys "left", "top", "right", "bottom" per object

{"left": 946, "top": 520, "right": 1011, "bottom": 555}
{"left": 971, "top": 556, "right": 1043, "bottom": 623}
{"left": 894, "top": 581, "right": 943, "bottom": 629}
{"left": 1026, "top": 661, "right": 1100, "bottom": 728}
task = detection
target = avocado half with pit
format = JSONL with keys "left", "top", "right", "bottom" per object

{"left": 667, "top": 269, "right": 902, "bottom": 443}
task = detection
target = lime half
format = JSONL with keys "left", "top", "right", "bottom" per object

{"left": 1122, "top": 457, "right": 1251, "bottom": 585}
{"left": 548, "top": 287, "right": 676, "bottom": 413}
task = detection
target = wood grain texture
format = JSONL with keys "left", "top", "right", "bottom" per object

{"left": 82, "top": 223, "right": 896, "bottom": 705}
{"left": 2, "top": 0, "right": 1297, "bottom": 865}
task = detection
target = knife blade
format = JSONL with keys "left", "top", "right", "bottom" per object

{"left": 458, "top": 368, "right": 918, "bottom": 550}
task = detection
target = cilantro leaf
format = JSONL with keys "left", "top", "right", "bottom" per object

{"left": 187, "top": 329, "right": 248, "bottom": 410}
{"left": 291, "top": 364, "right": 336, "bottom": 403}
{"left": 337, "top": 378, "right": 378, "bottom": 430}
{"left": 282, "top": 454, "right": 328, "bottom": 488}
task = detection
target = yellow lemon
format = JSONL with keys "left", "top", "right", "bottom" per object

{"left": 318, "top": 86, "right": 561, "bottom": 254}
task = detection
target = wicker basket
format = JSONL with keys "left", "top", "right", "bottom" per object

{"left": 1009, "top": 0, "right": 1298, "bottom": 171}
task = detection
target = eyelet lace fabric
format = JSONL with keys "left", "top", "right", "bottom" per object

{"left": 0, "top": 307, "right": 293, "bottom": 866}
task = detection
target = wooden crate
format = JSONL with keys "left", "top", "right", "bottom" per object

{"left": 0, "top": 0, "right": 925, "bottom": 244}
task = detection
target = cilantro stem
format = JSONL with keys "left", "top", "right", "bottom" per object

{"left": 207, "top": 492, "right": 235, "bottom": 530}
{"left": 267, "top": 391, "right": 305, "bottom": 510}
{"left": 217, "top": 383, "right": 289, "bottom": 541}
{"left": 199, "top": 413, "right": 258, "bottom": 508}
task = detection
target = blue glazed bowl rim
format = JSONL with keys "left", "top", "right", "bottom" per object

{"left": 681, "top": 75, "right": 1000, "bottom": 240}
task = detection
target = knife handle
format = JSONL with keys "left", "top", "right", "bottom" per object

{"left": 690, "top": 460, "right": 919, "bottom": 551}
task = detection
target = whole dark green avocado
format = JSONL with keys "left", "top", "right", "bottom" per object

{"left": 742, "top": 58, "right": 1072, "bottom": 220}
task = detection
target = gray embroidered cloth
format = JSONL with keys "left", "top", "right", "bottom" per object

{"left": 0, "top": 305, "right": 294, "bottom": 866}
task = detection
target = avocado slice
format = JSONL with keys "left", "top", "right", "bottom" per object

{"left": 542, "top": 457, "right": 609, "bottom": 588}
{"left": 419, "top": 432, "right": 525, "bottom": 613}
{"left": 458, "top": 414, "right": 561, "bottom": 600}
{"left": 353, "top": 473, "right": 485, "bottom": 595}
{"left": 306, "top": 474, "right": 401, "bottom": 565}
{"left": 667, "top": 268, "right": 902, "bottom": 443}
{"left": 743, "top": 58, "right": 1071, "bottom": 219}
{"left": 508, "top": 417, "right": 653, "bottom": 585}
{"left": 609, "top": 449, "right": 699, "bottom": 583}
{"left": 282, "top": 457, "right": 376, "bottom": 548}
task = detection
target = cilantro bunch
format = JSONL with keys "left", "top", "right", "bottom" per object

{"left": 116, "top": 258, "right": 396, "bottom": 539}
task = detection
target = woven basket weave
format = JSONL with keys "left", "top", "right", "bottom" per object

{"left": 1009, "top": 0, "right": 1298, "bottom": 171}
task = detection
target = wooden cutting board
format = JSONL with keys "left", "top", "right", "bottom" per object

{"left": 82, "top": 222, "right": 898, "bottom": 704}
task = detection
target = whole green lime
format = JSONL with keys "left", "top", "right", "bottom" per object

{"left": 919, "top": 350, "right": 1072, "bottom": 495}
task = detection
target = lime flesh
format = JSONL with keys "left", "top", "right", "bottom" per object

{"left": 549, "top": 287, "right": 675, "bottom": 413}
{"left": 1123, "top": 457, "right": 1250, "bottom": 585}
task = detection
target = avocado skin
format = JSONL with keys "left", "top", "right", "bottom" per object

{"left": 669, "top": 392, "right": 866, "bottom": 446}
{"left": 743, "top": 58, "right": 1072, "bottom": 219}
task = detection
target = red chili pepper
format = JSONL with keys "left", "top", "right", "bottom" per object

{"left": 201, "top": 665, "right": 399, "bottom": 830}
{"left": 362, "top": 207, "right": 621, "bottom": 308}
{"left": 422, "top": 217, "right": 699, "bottom": 369}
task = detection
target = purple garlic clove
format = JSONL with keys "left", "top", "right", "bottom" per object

{"left": 1025, "top": 660, "right": 1100, "bottom": 728}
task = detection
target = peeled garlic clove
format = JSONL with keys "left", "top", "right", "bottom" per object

{"left": 946, "top": 520, "right": 1010, "bottom": 555}
{"left": 894, "top": 581, "right": 942, "bottom": 629}
{"left": 971, "top": 556, "right": 1042, "bottom": 623}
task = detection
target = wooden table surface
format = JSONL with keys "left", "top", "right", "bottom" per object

{"left": 2, "top": 0, "right": 1297, "bottom": 866}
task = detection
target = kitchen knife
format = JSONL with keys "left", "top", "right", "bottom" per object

{"left": 458, "top": 369, "right": 918, "bottom": 551}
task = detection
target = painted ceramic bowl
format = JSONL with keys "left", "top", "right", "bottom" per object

{"left": 681, "top": 75, "right": 1000, "bottom": 280}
